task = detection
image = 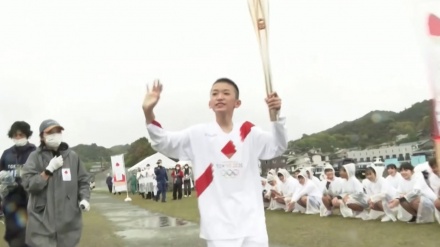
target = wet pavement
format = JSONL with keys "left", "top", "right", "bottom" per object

{"left": 92, "top": 193, "right": 205, "bottom": 247}
{"left": 92, "top": 172, "right": 289, "bottom": 247}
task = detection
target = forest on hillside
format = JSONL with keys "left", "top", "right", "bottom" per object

{"left": 288, "top": 100, "right": 432, "bottom": 153}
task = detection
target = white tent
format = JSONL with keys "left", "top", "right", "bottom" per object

{"left": 127, "top": 152, "right": 177, "bottom": 171}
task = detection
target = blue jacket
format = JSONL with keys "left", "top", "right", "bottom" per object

{"left": 0, "top": 143, "right": 36, "bottom": 180}
{"left": 154, "top": 166, "right": 168, "bottom": 183}
{"left": 1, "top": 185, "right": 28, "bottom": 245}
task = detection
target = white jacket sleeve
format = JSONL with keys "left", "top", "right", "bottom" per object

{"left": 291, "top": 182, "right": 314, "bottom": 203}
{"left": 146, "top": 120, "right": 193, "bottom": 160}
{"left": 250, "top": 117, "right": 288, "bottom": 160}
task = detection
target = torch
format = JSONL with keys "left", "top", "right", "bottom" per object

{"left": 248, "top": 0, "right": 278, "bottom": 121}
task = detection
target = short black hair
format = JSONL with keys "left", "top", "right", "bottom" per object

{"left": 387, "top": 164, "right": 397, "bottom": 170}
{"left": 428, "top": 158, "right": 437, "bottom": 168}
{"left": 7, "top": 121, "right": 33, "bottom": 138}
{"left": 212, "top": 78, "right": 239, "bottom": 99}
{"left": 400, "top": 162, "right": 413, "bottom": 172}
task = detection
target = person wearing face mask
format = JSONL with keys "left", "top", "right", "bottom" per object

{"left": 183, "top": 164, "right": 193, "bottom": 197}
{"left": 154, "top": 159, "right": 168, "bottom": 202}
{"left": 171, "top": 164, "right": 184, "bottom": 200}
{"left": 21, "top": 119, "right": 91, "bottom": 247}
{"left": 0, "top": 121, "right": 36, "bottom": 184}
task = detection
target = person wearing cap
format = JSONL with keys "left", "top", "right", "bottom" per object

{"left": 21, "top": 119, "right": 91, "bottom": 247}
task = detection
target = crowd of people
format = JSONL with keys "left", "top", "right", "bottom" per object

{"left": 106, "top": 161, "right": 194, "bottom": 202}
{"left": 262, "top": 160, "right": 440, "bottom": 224}
{"left": 0, "top": 120, "right": 91, "bottom": 247}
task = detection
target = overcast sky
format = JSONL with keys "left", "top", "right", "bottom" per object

{"left": 0, "top": 0, "right": 436, "bottom": 152}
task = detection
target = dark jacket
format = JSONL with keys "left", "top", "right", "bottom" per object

{"left": 2, "top": 185, "right": 28, "bottom": 244}
{"left": 0, "top": 143, "right": 36, "bottom": 182}
{"left": 154, "top": 166, "right": 168, "bottom": 183}
{"left": 106, "top": 176, "right": 113, "bottom": 186}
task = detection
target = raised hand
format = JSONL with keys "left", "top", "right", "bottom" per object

{"left": 265, "top": 92, "right": 281, "bottom": 111}
{"left": 142, "top": 79, "right": 163, "bottom": 111}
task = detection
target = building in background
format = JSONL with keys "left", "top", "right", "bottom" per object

{"left": 346, "top": 139, "right": 429, "bottom": 163}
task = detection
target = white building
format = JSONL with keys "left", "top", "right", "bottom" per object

{"left": 347, "top": 142, "right": 420, "bottom": 162}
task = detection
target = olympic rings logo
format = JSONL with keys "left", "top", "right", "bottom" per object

{"left": 221, "top": 169, "right": 240, "bottom": 178}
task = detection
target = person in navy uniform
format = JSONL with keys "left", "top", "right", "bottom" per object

{"left": 0, "top": 121, "right": 36, "bottom": 184}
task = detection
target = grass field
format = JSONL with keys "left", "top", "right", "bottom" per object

{"left": 124, "top": 192, "right": 439, "bottom": 247}
{"left": 79, "top": 208, "right": 125, "bottom": 247}
{"left": 1, "top": 208, "right": 124, "bottom": 247}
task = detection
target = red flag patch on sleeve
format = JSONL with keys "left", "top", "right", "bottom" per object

{"left": 240, "top": 121, "right": 254, "bottom": 142}
{"left": 429, "top": 14, "right": 440, "bottom": 36}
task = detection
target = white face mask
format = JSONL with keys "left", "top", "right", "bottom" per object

{"left": 13, "top": 138, "right": 28, "bottom": 147}
{"left": 45, "top": 133, "right": 62, "bottom": 149}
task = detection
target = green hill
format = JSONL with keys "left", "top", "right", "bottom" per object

{"left": 72, "top": 139, "right": 156, "bottom": 168}
{"left": 109, "top": 144, "right": 130, "bottom": 155}
{"left": 71, "top": 143, "right": 113, "bottom": 163}
{"left": 289, "top": 100, "right": 432, "bottom": 153}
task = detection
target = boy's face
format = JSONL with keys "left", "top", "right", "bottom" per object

{"left": 387, "top": 167, "right": 396, "bottom": 176}
{"left": 365, "top": 170, "right": 376, "bottom": 182}
{"left": 209, "top": 82, "right": 241, "bottom": 113}
{"left": 324, "top": 170, "right": 334, "bottom": 180}
{"left": 13, "top": 130, "right": 25, "bottom": 140}
{"left": 277, "top": 174, "right": 284, "bottom": 182}
{"left": 339, "top": 168, "right": 347, "bottom": 179}
{"left": 400, "top": 169, "right": 413, "bottom": 180}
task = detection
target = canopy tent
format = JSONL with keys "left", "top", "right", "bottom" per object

{"left": 127, "top": 152, "right": 177, "bottom": 171}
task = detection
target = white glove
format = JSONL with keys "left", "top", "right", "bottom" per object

{"left": 79, "top": 200, "right": 90, "bottom": 212}
{"left": 46, "top": 156, "right": 63, "bottom": 173}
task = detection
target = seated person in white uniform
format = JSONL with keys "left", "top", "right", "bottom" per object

{"left": 364, "top": 165, "right": 397, "bottom": 222}
{"left": 331, "top": 163, "right": 368, "bottom": 218}
{"left": 287, "top": 169, "right": 322, "bottom": 214}
{"left": 388, "top": 162, "right": 437, "bottom": 223}
{"left": 320, "top": 164, "right": 344, "bottom": 216}
{"left": 264, "top": 174, "right": 285, "bottom": 211}
{"left": 385, "top": 164, "right": 402, "bottom": 190}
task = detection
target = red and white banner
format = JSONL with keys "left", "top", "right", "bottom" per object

{"left": 111, "top": 154, "right": 127, "bottom": 192}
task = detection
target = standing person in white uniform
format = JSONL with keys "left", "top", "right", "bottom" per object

{"left": 142, "top": 78, "right": 287, "bottom": 247}
{"left": 145, "top": 164, "right": 155, "bottom": 199}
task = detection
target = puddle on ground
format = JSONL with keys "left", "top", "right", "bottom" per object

{"left": 100, "top": 208, "right": 159, "bottom": 218}
{"left": 114, "top": 215, "right": 195, "bottom": 229}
